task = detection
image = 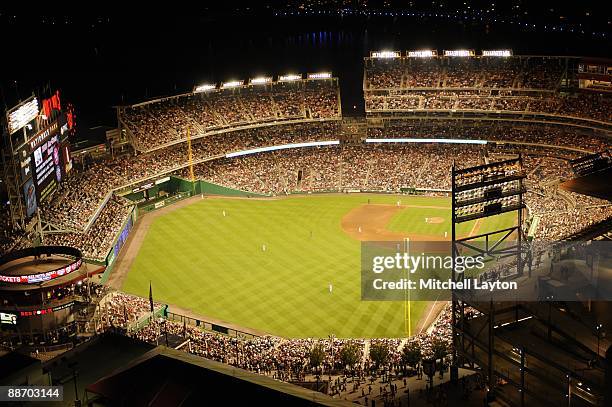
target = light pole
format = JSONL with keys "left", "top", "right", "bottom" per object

{"left": 596, "top": 323, "right": 603, "bottom": 359}
{"left": 68, "top": 361, "right": 80, "bottom": 406}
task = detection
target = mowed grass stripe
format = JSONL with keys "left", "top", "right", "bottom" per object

{"left": 122, "top": 194, "right": 515, "bottom": 338}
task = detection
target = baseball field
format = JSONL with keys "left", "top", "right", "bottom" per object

{"left": 120, "top": 194, "right": 515, "bottom": 338}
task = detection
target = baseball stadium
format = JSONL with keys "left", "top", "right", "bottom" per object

{"left": 1, "top": 4, "right": 612, "bottom": 407}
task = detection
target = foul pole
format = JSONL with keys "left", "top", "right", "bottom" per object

{"left": 404, "top": 237, "right": 411, "bottom": 336}
{"left": 187, "top": 127, "right": 195, "bottom": 194}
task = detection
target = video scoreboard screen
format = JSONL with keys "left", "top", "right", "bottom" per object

{"left": 31, "top": 129, "right": 63, "bottom": 203}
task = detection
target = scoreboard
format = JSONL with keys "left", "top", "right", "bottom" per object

{"left": 30, "top": 119, "right": 67, "bottom": 203}
{"left": 4, "top": 90, "right": 74, "bottom": 219}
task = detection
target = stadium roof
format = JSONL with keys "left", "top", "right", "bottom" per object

{"left": 0, "top": 352, "right": 40, "bottom": 384}
{"left": 561, "top": 167, "right": 612, "bottom": 202}
{"left": 86, "top": 346, "right": 353, "bottom": 407}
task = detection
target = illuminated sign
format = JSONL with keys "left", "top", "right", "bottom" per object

{"left": 370, "top": 51, "right": 401, "bottom": 58}
{"left": 17, "top": 302, "right": 74, "bottom": 317}
{"left": 0, "top": 258, "right": 82, "bottom": 284}
{"left": 29, "top": 121, "right": 59, "bottom": 151}
{"left": 41, "top": 90, "right": 61, "bottom": 118}
{"left": 365, "top": 138, "right": 487, "bottom": 145}
{"left": 52, "top": 301, "right": 74, "bottom": 312}
{"left": 113, "top": 216, "right": 133, "bottom": 260}
{"left": 7, "top": 97, "right": 38, "bottom": 135}
{"left": 226, "top": 140, "right": 340, "bottom": 158}
{"left": 194, "top": 84, "right": 216, "bottom": 93}
{"left": 307, "top": 72, "right": 332, "bottom": 79}
{"left": 444, "top": 50, "right": 475, "bottom": 57}
{"left": 407, "top": 50, "right": 437, "bottom": 58}
{"left": 482, "top": 50, "right": 513, "bottom": 57}
{"left": 19, "top": 308, "right": 52, "bottom": 317}
{"left": 279, "top": 74, "right": 302, "bottom": 82}
{"left": 155, "top": 176, "right": 171, "bottom": 185}
{"left": 249, "top": 77, "right": 272, "bottom": 85}
{"left": 221, "top": 81, "right": 243, "bottom": 88}
{"left": 0, "top": 312, "right": 17, "bottom": 325}
{"left": 132, "top": 182, "right": 155, "bottom": 193}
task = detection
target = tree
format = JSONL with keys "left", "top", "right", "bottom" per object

{"left": 309, "top": 343, "right": 326, "bottom": 372}
{"left": 369, "top": 342, "right": 390, "bottom": 371}
{"left": 401, "top": 341, "right": 422, "bottom": 374}
{"left": 431, "top": 337, "right": 448, "bottom": 368}
{"left": 339, "top": 342, "right": 361, "bottom": 373}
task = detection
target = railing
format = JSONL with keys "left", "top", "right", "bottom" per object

{"left": 166, "top": 311, "right": 261, "bottom": 340}
{"left": 129, "top": 305, "right": 168, "bottom": 333}
{"left": 133, "top": 116, "right": 342, "bottom": 155}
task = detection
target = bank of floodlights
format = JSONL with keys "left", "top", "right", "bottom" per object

{"left": 278, "top": 74, "right": 302, "bottom": 82}
{"left": 249, "top": 77, "right": 273, "bottom": 85}
{"left": 444, "top": 49, "right": 475, "bottom": 57}
{"left": 407, "top": 50, "right": 437, "bottom": 58}
{"left": 370, "top": 50, "right": 401, "bottom": 59}
{"left": 221, "top": 80, "right": 243, "bottom": 89}
{"left": 307, "top": 72, "right": 332, "bottom": 80}
{"left": 193, "top": 84, "right": 216, "bottom": 93}
{"left": 482, "top": 49, "right": 513, "bottom": 57}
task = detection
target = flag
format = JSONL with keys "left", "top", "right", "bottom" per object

{"left": 149, "top": 281, "right": 154, "bottom": 312}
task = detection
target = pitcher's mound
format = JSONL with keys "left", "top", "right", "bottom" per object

{"left": 425, "top": 217, "right": 444, "bottom": 224}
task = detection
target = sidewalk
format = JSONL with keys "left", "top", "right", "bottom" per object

{"left": 306, "top": 368, "right": 488, "bottom": 407}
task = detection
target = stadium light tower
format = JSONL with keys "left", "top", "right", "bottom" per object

{"left": 450, "top": 156, "right": 529, "bottom": 385}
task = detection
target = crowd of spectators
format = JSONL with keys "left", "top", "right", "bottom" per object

{"left": 536, "top": 193, "right": 612, "bottom": 240}
{"left": 120, "top": 80, "right": 340, "bottom": 151}
{"left": 364, "top": 56, "right": 611, "bottom": 123}
{"left": 0, "top": 206, "right": 39, "bottom": 257}
{"left": 95, "top": 291, "right": 162, "bottom": 332}
{"left": 366, "top": 92, "right": 612, "bottom": 122}
{"left": 370, "top": 121, "right": 611, "bottom": 153}
{"left": 0, "top": 207, "right": 20, "bottom": 256}
{"left": 519, "top": 155, "right": 612, "bottom": 240}
{"left": 44, "top": 195, "right": 133, "bottom": 261}
{"left": 366, "top": 56, "right": 563, "bottom": 90}
{"left": 181, "top": 143, "right": 483, "bottom": 194}
{"left": 95, "top": 289, "right": 455, "bottom": 391}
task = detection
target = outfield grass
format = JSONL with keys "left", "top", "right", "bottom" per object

{"left": 121, "top": 194, "right": 515, "bottom": 338}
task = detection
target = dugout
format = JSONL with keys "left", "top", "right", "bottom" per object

{"left": 122, "top": 176, "right": 190, "bottom": 203}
